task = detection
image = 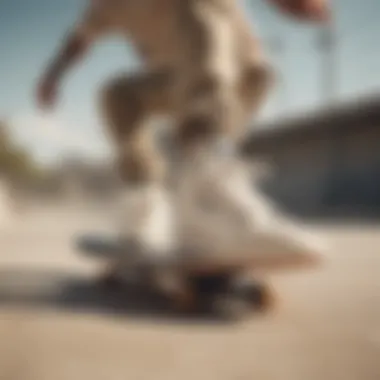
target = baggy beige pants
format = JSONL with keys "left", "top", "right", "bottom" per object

{"left": 99, "top": 63, "right": 274, "bottom": 186}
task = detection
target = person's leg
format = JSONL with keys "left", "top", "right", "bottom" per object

{"left": 203, "top": 60, "right": 276, "bottom": 231}
{"left": 174, "top": 52, "right": 327, "bottom": 264}
{"left": 99, "top": 69, "right": 178, "bottom": 273}
{"left": 168, "top": 1, "right": 261, "bottom": 258}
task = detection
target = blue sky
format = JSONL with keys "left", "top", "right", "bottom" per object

{"left": 0, "top": 0, "right": 379, "bottom": 164}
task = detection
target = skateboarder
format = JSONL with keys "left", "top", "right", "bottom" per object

{"left": 36, "top": 0, "right": 330, "bottom": 280}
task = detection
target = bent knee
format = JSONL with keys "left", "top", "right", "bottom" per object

{"left": 178, "top": 72, "right": 242, "bottom": 149}
{"left": 100, "top": 77, "right": 138, "bottom": 116}
{"left": 241, "top": 63, "right": 276, "bottom": 107}
{"left": 99, "top": 77, "right": 141, "bottom": 138}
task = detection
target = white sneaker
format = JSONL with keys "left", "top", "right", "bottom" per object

{"left": 116, "top": 184, "right": 177, "bottom": 264}
{"left": 175, "top": 151, "right": 328, "bottom": 267}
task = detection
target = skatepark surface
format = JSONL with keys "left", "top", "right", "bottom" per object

{"left": 0, "top": 205, "right": 380, "bottom": 380}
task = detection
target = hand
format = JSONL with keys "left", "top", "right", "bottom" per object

{"left": 268, "top": 0, "right": 331, "bottom": 23}
{"left": 302, "top": 0, "right": 331, "bottom": 22}
{"left": 36, "top": 75, "right": 58, "bottom": 110}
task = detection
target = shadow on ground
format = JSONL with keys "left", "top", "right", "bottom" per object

{"left": 0, "top": 267, "right": 241, "bottom": 326}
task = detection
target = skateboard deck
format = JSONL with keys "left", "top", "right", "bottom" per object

{"left": 75, "top": 232, "right": 326, "bottom": 320}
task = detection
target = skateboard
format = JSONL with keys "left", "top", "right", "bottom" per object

{"left": 75, "top": 231, "right": 325, "bottom": 321}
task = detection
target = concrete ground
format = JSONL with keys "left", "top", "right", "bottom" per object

{"left": 0, "top": 205, "right": 380, "bottom": 380}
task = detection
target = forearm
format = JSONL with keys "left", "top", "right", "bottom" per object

{"left": 44, "top": 31, "right": 89, "bottom": 83}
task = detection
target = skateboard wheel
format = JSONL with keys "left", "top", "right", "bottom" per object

{"left": 213, "top": 278, "right": 276, "bottom": 320}
{"left": 171, "top": 289, "right": 199, "bottom": 314}
{"left": 96, "top": 269, "right": 123, "bottom": 291}
{"left": 234, "top": 279, "right": 276, "bottom": 313}
{"left": 251, "top": 283, "right": 275, "bottom": 311}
